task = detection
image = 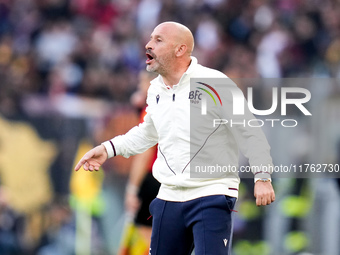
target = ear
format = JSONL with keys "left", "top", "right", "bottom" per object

{"left": 175, "top": 44, "right": 187, "bottom": 57}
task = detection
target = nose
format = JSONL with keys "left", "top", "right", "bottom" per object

{"left": 145, "top": 40, "right": 153, "bottom": 50}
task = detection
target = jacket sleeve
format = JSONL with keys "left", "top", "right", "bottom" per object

{"left": 102, "top": 106, "right": 158, "bottom": 158}
{"left": 220, "top": 80, "right": 273, "bottom": 182}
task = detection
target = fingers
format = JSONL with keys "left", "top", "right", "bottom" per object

{"left": 74, "top": 158, "right": 87, "bottom": 171}
{"left": 79, "top": 161, "right": 100, "bottom": 172}
{"left": 256, "top": 196, "right": 268, "bottom": 206}
{"left": 74, "top": 150, "right": 100, "bottom": 172}
{"left": 254, "top": 182, "right": 275, "bottom": 206}
{"left": 256, "top": 195, "right": 275, "bottom": 206}
{"left": 256, "top": 193, "right": 275, "bottom": 206}
{"left": 84, "top": 162, "right": 90, "bottom": 171}
{"left": 88, "top": 164, "right": 100, "bottom": 172}
{"left": 256, "top": 196, "right": 260, "bottom": 206}
{"left": 74, "top": 150, "right": 92, "bottom": 171}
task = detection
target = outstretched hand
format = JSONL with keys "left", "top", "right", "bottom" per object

{"left": 254, "top": 181, "right": 275, "bottom": 206}
{"left": 74, "top": 144, "right": 108, "bottom": 171}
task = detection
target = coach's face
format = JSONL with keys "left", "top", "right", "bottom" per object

{"left": 145, "top": 24, "right": 177, "bottom": 75}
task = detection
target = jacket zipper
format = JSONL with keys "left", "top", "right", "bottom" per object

{"left": 173, "top": 93, "right": 175, "bottom": 101}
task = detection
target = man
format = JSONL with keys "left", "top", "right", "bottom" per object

{"left": 75, "top": 22, "right": 275, "bottom": 255}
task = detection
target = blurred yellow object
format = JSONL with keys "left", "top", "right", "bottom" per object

{"left": 0, "top": 116, "right": 56, "bottom": 214}
{"left": 118, "top": 223, "right": 150, "bottom": 255}
{"left": 70, "top": 140, "right": 105, "bottom": 214}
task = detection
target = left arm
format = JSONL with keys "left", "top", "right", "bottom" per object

{"left": 220, "top": 79, "right": 275, "bottom": 206}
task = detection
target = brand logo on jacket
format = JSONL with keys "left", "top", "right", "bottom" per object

{"left": 189, "top": 82, "right": 223, "bottom": 114}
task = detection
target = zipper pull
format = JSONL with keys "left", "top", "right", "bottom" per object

{"left": 173, "top": 93, "right": 175, "bottom": 101}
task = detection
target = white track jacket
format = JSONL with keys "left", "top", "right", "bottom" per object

{"left": 102, "top": 57, "right": 273, "bottom": 202}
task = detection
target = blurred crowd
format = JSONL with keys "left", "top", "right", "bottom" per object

{"left": 1, "top": 0, "right": 340, "bottom": 117}
{"left": 1, "top": 0, "right": 340, "bottom": 254}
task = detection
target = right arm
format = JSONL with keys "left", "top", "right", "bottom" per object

{"left": 101, "top": 115, "right": 158, "bottom": 159}
{"left": 74, "top": 107, "right": 158, "bottom": 171}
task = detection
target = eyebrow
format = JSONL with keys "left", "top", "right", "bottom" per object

{"left": 150, "top": 34, "right": 164, "bottom": 40}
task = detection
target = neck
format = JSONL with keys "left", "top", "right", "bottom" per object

{"left": 161, "top": 57, "right": 192, "bottom": 87}
{"left": 162, "top": 73, "right": 182, "bottom": 88}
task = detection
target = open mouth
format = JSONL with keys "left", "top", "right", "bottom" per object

{"left": 146, "top": 52, "right": 154, "bottom": 64}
